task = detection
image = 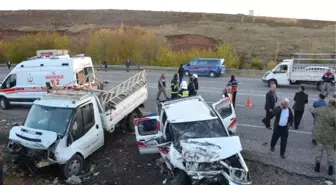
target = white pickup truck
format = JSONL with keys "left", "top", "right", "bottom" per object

{"left": 134, "top": 96, "right": 251, "bottom": 185}
{"left": 7, "top": 70, "right": 148, "bottom": 178}
{"left": 262, "top": 53, "right": 336, "bottom": 90}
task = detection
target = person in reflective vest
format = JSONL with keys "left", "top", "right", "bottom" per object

{"left": 229, "top": 75, "right": 238, "bottom": 107}
{"left": 192, "top": 74, "right": 199, "bottom": 95}
{"left": 178, "top": 81, "right": 189, "bottom": 98}
{"left": 171, "top": 73, "right": 179, "bottom": 99}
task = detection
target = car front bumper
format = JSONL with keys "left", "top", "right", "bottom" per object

{"left": 187, "top": 171, "right": 251, "bottom": 185}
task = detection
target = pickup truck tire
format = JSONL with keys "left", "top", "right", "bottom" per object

{"left": 166, "top": 169, "right": 191, "bottom": 185}
{"left": 0, "top": 97, "right": 10, "bottom": 110}
{"left": 185, "top": 71, "right": 190, "bottom": 76}
{"left": 126, "top": 109, "right": 142, "bottom": 132}
{"left": 61, "top": 154, "right": 84, "bottom": 178}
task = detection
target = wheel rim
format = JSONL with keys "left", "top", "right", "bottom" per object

{"left": 210, "top": 72, "right": 214, "bottom": 77}
{"left": 0, "top": 99, "right": 5, "bottom": 109}
{"left": 68, "top": 159, "right": 81, "bottom": 176}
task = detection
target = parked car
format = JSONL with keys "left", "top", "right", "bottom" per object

{"left": 134, "top": 96, "right": 251, "bottom": 185}
{"left": 183, "top": 58, "right": 226, "bottom": 77}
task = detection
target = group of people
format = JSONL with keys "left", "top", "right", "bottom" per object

{"left": 156, "top": 72, "right": 199, "bottom": 101}
{"left": 261, "top": 81, "right": 335, "bottom": 176}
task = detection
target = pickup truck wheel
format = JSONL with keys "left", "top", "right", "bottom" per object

{"left": 0, "top": 97, "right": 10, "bottom": 110}
{"left": 185, "top": 71, "right": 190, "bottom": 76}
{"left": 166, "top": 169, "right": 191, "bottom": 185}
{"left": 126, "top": 110, "right": 141, "bottom": 132}
{"left": 316, "top": 81, "right": 323, "bottom": 91}
{"left": 61, "top": 154, "right": 84, "bottom": 178}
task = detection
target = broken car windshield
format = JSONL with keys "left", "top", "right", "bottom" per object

{"left": 170, "top": 119, "right": 228, "bottom": 151}
{"left": 24, "top": 104, "right": 74, "bottom": 135}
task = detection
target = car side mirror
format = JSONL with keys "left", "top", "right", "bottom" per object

{"left": 67, "top": 134, "right": 73, "bottom": 147}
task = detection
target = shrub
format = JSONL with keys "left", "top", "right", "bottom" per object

{"left": 216, "top": 43, "right": 240, "bottom": 69}
{"left": 266, "top": 60, "right": 277, "bottom": 70}
{"left": 4, "top": 32, "right": 71, "bottom": 63}
{"left": 248, "top": 57, "right": 264, "bottom": 70}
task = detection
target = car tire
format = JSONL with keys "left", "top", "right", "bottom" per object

{"left": 126, "top": 109, "right": 142, "bottom": 132}
{"left": 0, "top": 97, "right": 10, "bottom": 110}
{"left": 61, "top": 154, "right": 84, "bottom": 178}
{"left": 316, "top": 81, "right": 324, "bottom": 91}
{"left": 166, "top": 169, "right": 191, "bottom": 185}
{"left": 185, "top": 71, "right": 190, "bottom": 76}
{"left": 268, "top": 79, "right": 277, "bottom": 87}
{"left": 209, "top": 71, "right": 216, "bottom": 78}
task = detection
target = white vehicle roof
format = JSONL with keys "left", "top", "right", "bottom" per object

{"left": 162, "top": 96, "right": 217, "bottom": 123}
{"left": 34, "top": 91, "right": 97, "bottom": 108}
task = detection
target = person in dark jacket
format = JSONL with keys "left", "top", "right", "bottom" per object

{"left": 262, "top": 83, "right": 278, "bottom": 129}
{"left": 125, "top": 59, "right": 131, "bottom": 72}
{"left": 192, "top": 74, "right": 199, "bottom": 95}
{"left": 293, "top": 85, "right": 309, "bottom": 129}
{"left": 45, "top": 82, "right": 53, "bottom": 93}
{"left": 170, "top": 74, "right": 179, "bottom": 99}
{"left": 104, "top": 60, "right": 108, "bottom": 72}
{"left": 321, "top": 69, "right": 335, "bottom": 97}
{"left": 270, "top": 98, "right": 294, "bottom": 159}
{"left": 178, "top": 64, "right": 185, "bottom": 85}
{"left": 188, "top": 77, "right": 196, "bottom": 96}
{"left": 229, "top": 75, "right": 238, "bottom": 107}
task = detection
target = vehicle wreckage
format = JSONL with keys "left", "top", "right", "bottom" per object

{"left": 135, "top": 96, "right": 252, "bottom": 185}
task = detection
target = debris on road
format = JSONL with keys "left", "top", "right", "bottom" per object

{"left": 66, "top": 175, "right": 82, "bottom": 185}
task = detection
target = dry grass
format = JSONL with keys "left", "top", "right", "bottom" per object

{"left": 0, "top": 9, "right": 335, "bottom": 58}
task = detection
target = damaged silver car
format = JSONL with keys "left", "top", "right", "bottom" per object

{"left": 134, "top": 96, "right": 252, "bottom": 185}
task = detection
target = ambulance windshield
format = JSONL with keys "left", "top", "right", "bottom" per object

{"left": 24, "top": 104, "right": 74, "bottom": 136}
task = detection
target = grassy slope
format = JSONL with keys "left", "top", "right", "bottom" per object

{"left": 0, "top": 9, "right": 335, "bottom": 58}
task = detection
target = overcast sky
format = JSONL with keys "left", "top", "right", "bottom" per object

{"left": 1, "top": 0, "right": 335, "bottom": 21}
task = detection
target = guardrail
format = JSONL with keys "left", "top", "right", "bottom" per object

{"left": 0, "top": 64, "right": 268, "bottom": 77}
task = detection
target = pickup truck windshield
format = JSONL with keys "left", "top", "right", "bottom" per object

{"left": 170, "top": 118, "right": 228, "bottom": 151}
{"left": 24, "top": 104, "right": 74, "bottom": 135}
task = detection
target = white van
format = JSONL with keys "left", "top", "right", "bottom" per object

{"left": 0, "top": 50, "right": 99, "bottom": 110}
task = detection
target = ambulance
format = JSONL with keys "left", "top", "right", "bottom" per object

{"left": 0, "top": 49, "right": 101, "bottom": 110}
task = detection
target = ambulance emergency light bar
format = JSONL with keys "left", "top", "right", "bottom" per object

{"left": 36, "top": 49, "right": 69, "bottom": 57}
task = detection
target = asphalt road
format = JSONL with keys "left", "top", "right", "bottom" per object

{"left": 0, "top": 67, "right": 335, "bottom": 182}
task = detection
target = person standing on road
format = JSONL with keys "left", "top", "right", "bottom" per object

{"left": 311, "top": 93, "right": 327, "bottom": 145}
{"left": 192, "top": 74, "right": 199, "bottom": 95}
{"left": 125, "top": 59, "right": 131, "bottom": 72}
{"left": 178, "top": 81, "right": 189, "bottom": 98}
{"left": 103, "top": 60, "right": 108, "bottom": 72}
{"left": 157, "top": 73, "right": 169, "bottom": 101}
{"left": 6, "top": 60, "right": 11, "bottom": 70}
{"left": 178, "top": 64, "right": 185, "bottom": 85}
{"left": 270, "top": 98, "right": 293, "bottom": 159}
{"left": 311, "top": 97, "right": 336, "bottom": 176}
{"left": 321, "top": 69, "right": 335, "bottom": 97}
{"left": 229, "top": 75, "right": 238, "bottom": 107}
{"left": 188, "top": 77, "right": 196, "bottom": 96}
{"left": 293, "top": 85, "right": 308, "bottom": 129}
{"left": 170, "top": 73, "right": 179, "bottom": 99}
{"left": 45, "top": 82, "right": 53, "bottom": 94}
{"left": 262, "top": 83, "right": 278, "bottom": 129}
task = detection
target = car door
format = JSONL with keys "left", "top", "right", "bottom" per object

{"left": 188, "top": 59, "right": 199, "bottom": 75}
{"left": 69, "top": 102, "right": 104, "bottom": 158}
{"left": 212, "top": 97, "right": 237, "bottom": 134}
{"left": 273, "top": 64, "right": 290, "bottom": 85}
{"left": 134, "top": 116, "right": 163, "bottom": 154}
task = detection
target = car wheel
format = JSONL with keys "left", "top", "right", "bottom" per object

{"left": 268, "top": 79, "right": 277, "bottom": 87}
{"left": 61, "top": 154, "right": 84, "bottom": 178}
{"left": 185, "top": 71, "right": 190, "bottom": 76}
{"left": 209, "top": 71, "right": 216, "bottom": 78}
{"left": 166, "top": 169, "right": 191, "bottom": 185}
{"left": 316, "top": 81, "right": 323, "bottom": 91}
{"left": 126, "top": 109, "right": 142, "bottom": 132}
{"left": 0, "top": 97, "right": 9, "bottom": 110}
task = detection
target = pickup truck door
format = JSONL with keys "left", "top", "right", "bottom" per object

{"left": 134, "top": 116, "right": 163, "bottom": 154}
{"left": 212, "top": 97, "right": 237, "bottom": 134}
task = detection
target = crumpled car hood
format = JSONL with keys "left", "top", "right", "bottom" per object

{"left": 180, "top": 136, "right": 242, "bottom": 163}
{"left": 9, "top": 126, "right": 58, "bottom": 150}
